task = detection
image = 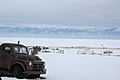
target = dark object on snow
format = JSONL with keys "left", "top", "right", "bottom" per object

{"left": 103, "top": 50, "right": 113, "bottom": 54}
{"left": 0, "top": 43, "right": 46, "bottom": 79}
{"left": 31, "top": 46, "right": 42, "bottom": 55}
{"left": 103, "top": 50, "right": 113, "bottom": 56}
{"left": 40, "top": 76, "right": 46, "bottom": 79}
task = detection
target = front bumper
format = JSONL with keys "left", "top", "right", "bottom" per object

{"left": 25, "top": 69, "right": 46, "bottom": 75}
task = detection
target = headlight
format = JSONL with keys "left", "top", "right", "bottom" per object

{"left": 29, "top": 62, "right": 32, "bottom": 66}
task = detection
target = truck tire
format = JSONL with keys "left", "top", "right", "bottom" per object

{"left": 26, "top": 74, "right": 40, "bottom": 79}
{"left": 12, "top": 65, "right": 24, "bottom": 79}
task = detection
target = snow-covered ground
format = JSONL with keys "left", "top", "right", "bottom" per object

{"left": 0, "top": 38, "right": 120, "bottom": 48}
{"left": 1, "top": 38, "right": 120, "bottom": 80}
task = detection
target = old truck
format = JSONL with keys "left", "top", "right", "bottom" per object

{"left": 0, "top": 43, "right": 46, "bottom": 79}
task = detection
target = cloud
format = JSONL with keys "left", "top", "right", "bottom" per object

{"left": 0, "top": 0, "right": 120, "bottom": 26}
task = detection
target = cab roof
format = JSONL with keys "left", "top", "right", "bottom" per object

{"left": 0, "top": 43, "right": 26, "bottom": 47}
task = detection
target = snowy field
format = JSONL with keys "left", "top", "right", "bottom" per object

{"left": 0, "top": 38, "right": 120, "bottom": 80}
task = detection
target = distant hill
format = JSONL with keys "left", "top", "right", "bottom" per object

{"left": 0, "top": 24, "right": 120, "bottom": 39}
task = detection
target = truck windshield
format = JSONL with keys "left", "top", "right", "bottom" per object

{"left": 13, "top": 46, "right": 28, "bottom": 54}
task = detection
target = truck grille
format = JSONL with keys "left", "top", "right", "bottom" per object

{"left": 33, "top": 63, "right": 44, "bottom": 71}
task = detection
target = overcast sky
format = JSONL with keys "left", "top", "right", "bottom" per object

{"left": 0, "top": 0, "right": 120, "bottom": 26}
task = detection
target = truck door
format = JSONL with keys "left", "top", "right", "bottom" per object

{"left": 0, "top": 45, "right": 12, "bottom": 70}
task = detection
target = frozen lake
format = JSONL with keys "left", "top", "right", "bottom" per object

{"left": 0, "top": 38, "right": 120, "bottom": 80}
{"left": 0, "top": 38, "right": 120, "bottom": 48}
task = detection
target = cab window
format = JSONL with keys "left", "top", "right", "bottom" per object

{"left": 2, "top": 46, "right": 11, "bottom": 53}
{"left": 13, "top": 46, "right": 28, "bottom": 54}
{"left": 5, "top": 47, "right": 11, "bottom": 51}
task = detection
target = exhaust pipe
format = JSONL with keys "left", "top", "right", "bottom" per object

{"left": 18, "top": 41, "right": 20, "bottom": 44}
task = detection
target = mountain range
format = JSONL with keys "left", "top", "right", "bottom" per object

{"left": 0, "top": 24, "right": 120, "bottom": 39}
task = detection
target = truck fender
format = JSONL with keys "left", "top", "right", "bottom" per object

{"left": 10, "top": 62, "right": 25, "bottom": 73}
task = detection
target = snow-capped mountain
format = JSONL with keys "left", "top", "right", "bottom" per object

{"left": 0, "top": 24, "right": 120, "bottom": 39}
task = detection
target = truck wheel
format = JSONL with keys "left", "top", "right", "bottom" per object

{"left": 12, "top": 65, "right": 24, "bottom": 79}
{"left": 26, "top": 74, "right": 40, "bottom": 79}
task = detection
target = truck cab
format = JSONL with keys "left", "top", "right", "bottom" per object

{"left": 0, "top": 43, "right": 46, "bottom": 79}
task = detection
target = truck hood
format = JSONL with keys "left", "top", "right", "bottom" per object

{"left": 16, "top": 54, "right": 41, "bottom": 61}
